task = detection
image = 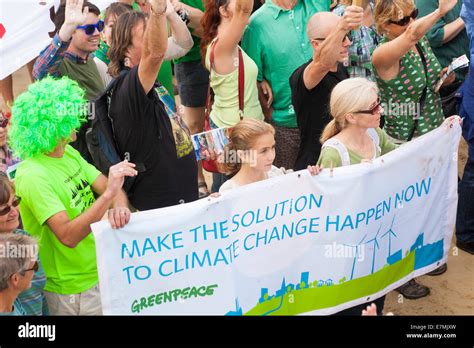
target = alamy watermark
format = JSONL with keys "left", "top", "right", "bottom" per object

{"left": 217, "top": 149, "right": 258, "bottom": 167}
{"left": 0, "top": 242, "right": 38, "bottom": 259}
{"left": 381, "top": 101, "right": 421, "bottom": 118}
{"left": 324, "top": 242, "right": 365, "bottom": 261}
{"left": 55, "top": 101, "right": 95, "bottom": 119}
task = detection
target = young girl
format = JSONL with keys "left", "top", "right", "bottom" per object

{"left": 219, "top": 119, "right": 320, "bottom": 192}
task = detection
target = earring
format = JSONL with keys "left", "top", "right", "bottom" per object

{"left": 124, "top": 57, "right": 131, "bottom": 67}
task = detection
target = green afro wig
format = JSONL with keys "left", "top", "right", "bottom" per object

{"left": 9, "top": 75, "right": 88, "bottom": 159}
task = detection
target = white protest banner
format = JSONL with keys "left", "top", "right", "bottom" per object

{"left": 93, "top": 123, "right": 461, "bottom": 315}
{"left": 0, "top": 0, "right": 114, "bottom": 80}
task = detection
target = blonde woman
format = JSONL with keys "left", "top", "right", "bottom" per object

{"left": 317, "top": 77, "right": 460, "bottom": 309}
{"left": 318, "top": 78, "right": 397, "bottom": 168}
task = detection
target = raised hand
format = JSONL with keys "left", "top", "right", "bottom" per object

{"left": 64, "top": 0, "right": 89, "bottom": 27}
{"left": 339, "top": 5, "right": 364, "bottom": 32}
{"left": 150, "top": 0, "right": 168, "bottom": 14}
{"left": 165, "top": 0, "right": 175, "bottom": 17}
{"left": 59, "top": 0, "right": 90, "bottom": 41}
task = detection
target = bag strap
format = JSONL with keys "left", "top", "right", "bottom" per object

{"left": 408, "top": 42, "right": 428, "bottom": 141}
{"left": 322, "top": 139, "right": 351, "bottom": 167}
{"left": 205, "top": 39, "right": 245, "bottom": 127}
{"left": 237, "top": 47, "right": 245, "bottom": 119}
{"left": 107, "top": 70, "right": 128, "bottom": 161}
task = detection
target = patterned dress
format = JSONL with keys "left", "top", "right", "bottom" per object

{"left": 375, "top": 37, "right": 444, "bottom": 141}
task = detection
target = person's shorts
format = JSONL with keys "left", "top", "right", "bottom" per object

{"left": 174, "top": 60, "right": 209, "bottom": 108}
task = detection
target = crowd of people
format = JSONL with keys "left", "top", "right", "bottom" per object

{"left": 0, "top": 0, "right": 472, "bottom": 316}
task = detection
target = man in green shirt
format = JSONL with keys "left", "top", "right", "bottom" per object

{"left": 241, "top": 0, "right": 331, "bottom": 170}
{"left": 33, "top": 0, "right": 105, "bottom": 164}
{"left": 10, "top": 75, "right": 136, "bottom": 315}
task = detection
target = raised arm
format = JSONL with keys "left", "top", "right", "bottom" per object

{"left": 373, "top": 0, "right": 458, "bottom": 79}
{"left": 165, "top": 0, "right": 194, "bottom": 60}
{"left": 172, "top": 0, "right": 205, "bottom": 38}
{"left": 442, "top": 17, "right": 465, "bottom": 44}
{"left": 304, "top": 6, "right": 363, "bottom": 90}
{"left": 138, "top": 0, "right": 169, "bottom": 94}
{"left": 33, "top": 0, "right": 88, "bottom": 79}
{"left": 214, "top": 0, "right": 253, "bottom": 57}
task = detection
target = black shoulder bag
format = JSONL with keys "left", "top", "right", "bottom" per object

{"left": 408, "top": 43, "right": 428, "bottom": 141}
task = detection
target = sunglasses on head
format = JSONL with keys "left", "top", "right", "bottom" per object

{"left": 389, "top": 8, "right": 418, "bottom": 26}
{"left": 77, "top": 20, "right": 104, "bottom": 35}
{"left": 353, "top": 97, "right": 382, "bottom": 115}
{"left": 0, "top": 196, "right": 21, "bottom": 216}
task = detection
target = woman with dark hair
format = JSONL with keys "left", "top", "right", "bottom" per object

{"left": 200, "top": 0, "right": 264, "bottom": 192}
{"left": 200, "top": 0, "right": 263, "bottom": 129}
{"left": 107, "top": 0, "right": 198, "bottom": 211}
{"left": 0, "top": 174, "right": 48, "bottom": 315}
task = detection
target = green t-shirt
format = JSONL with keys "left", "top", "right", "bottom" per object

{"left": 15, "top": 145, "right": 101, "bottom": 295}
{"left": 59, "top": 57, "right": 104, "bottom": 101}
{"left": 415, "top": 0, "right": 469, "bottom": 81}
{"left": 317, "top": 128, "right": 398, "bottom": 167}
{"left": 241, "top": 0, "right": 331, "bottom": 128}
{"left": 174, "top": 0, "right": 205, "bottom": 64}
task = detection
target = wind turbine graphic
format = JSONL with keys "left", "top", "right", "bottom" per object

{"left": 343, "top": 234, "right": 367, "bottom": 280}
{"left": 365, "top": 225, "right": 382, "bottom": 274}
{"left": 381, "top": 216, "right": 398, "bottom": 256}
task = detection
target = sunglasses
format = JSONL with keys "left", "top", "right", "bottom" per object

{"left": 77, "top": 20, "right": 104, "bottom": 35}
{"left": 0, "top": 196, "right": 21, "bottom": 216}
{"left": 312, "top": 33, "right": 352, "bottom": 44}
{"left": 23, "top": 261, "right": 39, "bottom": 274}
{"left": 389, "top": 8, "right": 418, "bottom": 26}
{"left": 0, "top": 111, "right": 9, "bottom": 128}
{"left": 9, "top": 260, "right": 39, "bottom": 279}
{"left": 0, "top": 117, "right": 8, "bottom": 128}
{"left": 353, "top": 98, "right": 382, "bottom": 115}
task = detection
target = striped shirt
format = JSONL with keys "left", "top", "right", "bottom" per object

{"left": 15, "top": 229, "right": 49, "bottom": 315}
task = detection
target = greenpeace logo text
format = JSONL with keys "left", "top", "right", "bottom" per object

{"left": 18, "top": 322, "right": 56, "bottom": 341}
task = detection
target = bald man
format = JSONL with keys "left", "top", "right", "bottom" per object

{"left": 290, "top": 7, "right": 363, "bottom": 170}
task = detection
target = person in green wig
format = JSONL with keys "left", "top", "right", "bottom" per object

{"left": 9, "top": 75, "right": 137, "bottom": 315}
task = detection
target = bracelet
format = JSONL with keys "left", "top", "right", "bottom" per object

{"left": 151, "top": 5, "right": 167, "bottom": 17}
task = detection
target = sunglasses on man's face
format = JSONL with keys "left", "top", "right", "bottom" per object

{"left": 77, "top": 20, "right": 105, "bottom": 35}
{"left": 389, "top": 8, "right": 418, "bottom": 26}
{"left": 0, "top": 196, "right": 21, "bottom": 216}
{"left": 312, "top": 33, "right": 352, "bottom": 44}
